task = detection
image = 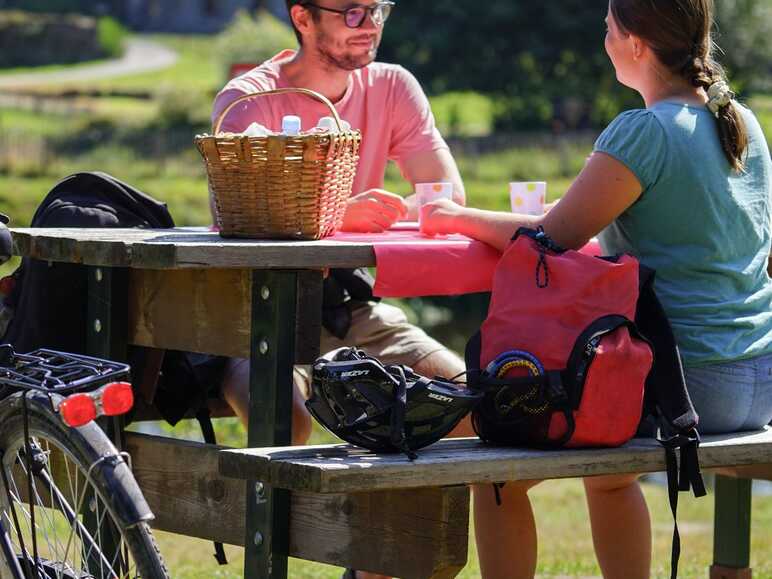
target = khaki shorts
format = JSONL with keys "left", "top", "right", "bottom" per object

{"left": 295, "top": 301, "right": 447, "bottom": 394}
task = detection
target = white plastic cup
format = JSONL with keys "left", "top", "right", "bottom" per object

{"left": 416, "top": 182, "right": 454, "bottom": 205}
{"left": 415, "top": 182, "right": 454, "bottom": 225}
{"left": 509, "top": 182, "right": 546, "bottom": 215}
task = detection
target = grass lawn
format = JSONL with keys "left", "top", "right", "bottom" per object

{"left": 0, "top": 58, "right": 113, "bottom": 78}
{"left": 147, "top": 473, "right": 772, "bottom": 578}
{"left": 750, "top": 95, "right": 772, "bottom": 137}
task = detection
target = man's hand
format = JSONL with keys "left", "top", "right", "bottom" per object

{"left": 341, "top": 189, "right": 408, "bottom": 233}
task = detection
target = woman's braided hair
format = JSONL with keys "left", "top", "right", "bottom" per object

{"left": 610, "top": 0, "right": 748, "bottom": 171}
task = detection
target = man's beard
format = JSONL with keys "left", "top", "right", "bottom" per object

{"left": 316, "top": 30, "right": 378, "bottom": 71}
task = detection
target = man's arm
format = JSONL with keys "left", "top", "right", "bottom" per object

{"left": 400, "top": 148, "right": 466, "bottom": 207}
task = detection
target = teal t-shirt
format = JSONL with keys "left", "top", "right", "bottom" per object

{"left": 595, "top": 101, "right": 772, "bottom": 367}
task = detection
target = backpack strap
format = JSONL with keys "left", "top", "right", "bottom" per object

{"left": 636, "top": 267, "right": 698, "bottom": 432}
{"left": 636, "top": 265, "right": 706, "bottom": 579}
{"left": 464, "top": 329, "right": 484, "bottom": 386}
{"left": 194, "top": 406, "right": 228, "bottom": 565}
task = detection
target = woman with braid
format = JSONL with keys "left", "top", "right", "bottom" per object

{"left": 422, "top": 0, "right": 772, "bottom": 577}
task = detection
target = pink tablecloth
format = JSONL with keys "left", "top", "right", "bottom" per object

{"left": 329, "top": 228, "right": 602, "bottom": 298}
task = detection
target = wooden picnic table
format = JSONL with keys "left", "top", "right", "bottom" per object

{"left": 10, "top": 226, "right": 770, "bottom": 579}
{"left": 11, "top": 226, "right": 385, "bottom": 579}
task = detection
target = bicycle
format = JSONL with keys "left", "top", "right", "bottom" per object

{"left": 0, "top": 344, "right": 169, "bottom": 578}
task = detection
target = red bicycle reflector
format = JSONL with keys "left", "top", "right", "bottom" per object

{"left": 102, "top": 382, "right": 134, "bottom": 416}
{"left": 60, "top": 394, "right": 97, "bottom": 427}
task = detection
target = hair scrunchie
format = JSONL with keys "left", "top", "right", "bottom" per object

{"left": 706, "top": 80, "right": 735, "bottom": 116}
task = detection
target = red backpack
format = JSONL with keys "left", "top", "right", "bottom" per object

{"left": 465, "top": 227, "right": 705, "bottom": 578}
{"left": 467, "top": 227, "right": 652, "bottom": 447}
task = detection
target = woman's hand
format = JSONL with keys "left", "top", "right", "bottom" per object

{"left": 341, "top": 189, "right": 408, "bottom": 232}
{"left": 419, "top": 198, "right": 465, "bottom": 236}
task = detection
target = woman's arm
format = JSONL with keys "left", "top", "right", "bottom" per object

{"left": 420, "top": 152, "right": 643, "bottom": 251}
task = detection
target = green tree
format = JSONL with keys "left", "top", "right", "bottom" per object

{"left": 378, "top": 1, "right": 772, "bottom": 130}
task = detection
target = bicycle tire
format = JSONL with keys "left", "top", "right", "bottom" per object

{"left": 0, "top": 392, "right": 169, "bottom": 578}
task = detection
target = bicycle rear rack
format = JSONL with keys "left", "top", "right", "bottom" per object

{"left": 0, "top": 345, "right": 130, "bottom": 395}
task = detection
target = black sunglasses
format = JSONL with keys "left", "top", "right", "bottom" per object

{"left": 301, "top": 1, "right": 395, "bottom": 28}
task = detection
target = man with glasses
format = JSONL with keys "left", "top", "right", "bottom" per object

{"left": 211, "top": 9, "right": 470, "bottom": 575}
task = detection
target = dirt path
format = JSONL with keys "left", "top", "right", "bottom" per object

{"left": 0, "top": 38, "right": 177, "bottom": 90}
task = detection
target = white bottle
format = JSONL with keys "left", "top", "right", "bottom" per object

{"left": 281, "top": 115, "right": 302, "bottom": 136}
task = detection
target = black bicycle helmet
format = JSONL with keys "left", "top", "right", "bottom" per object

{"left": 306, "top": 347, "right": 482, "bottom": 458}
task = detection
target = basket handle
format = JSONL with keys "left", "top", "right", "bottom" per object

{"left": 213, "top": 87, "right": 345, "bottom": 135}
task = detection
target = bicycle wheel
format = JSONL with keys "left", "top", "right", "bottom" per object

{"left": 0, "top": 392, "right": 169, "bottom": 578}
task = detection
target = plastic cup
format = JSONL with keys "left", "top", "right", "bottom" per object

{"left": 509, "top": 182, "right": 546, "bottom": 215}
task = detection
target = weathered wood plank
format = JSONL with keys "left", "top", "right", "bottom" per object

{"left": 290, "top": 486, "right": 469, "bottom": 579}
{"left": 219, "top": 428, "right": 772, "bottom": 494}
{"left": 11, "top": 227, "right": 377, "bottom": 269}
{"left": 125, "top": 433, "right": 469, "bottom": 578}
{"left": 127, "top": 268, "right": 324, "bottom": 361}
{"left": 128, "top": 268, "right": 252, "bottom": 358}
{"left": 125, "top": 432, "right": 246, "bottom": 545}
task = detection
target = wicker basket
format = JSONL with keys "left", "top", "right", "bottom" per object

{"left": 195, "top": 88, "right": 361, "bottom": 239}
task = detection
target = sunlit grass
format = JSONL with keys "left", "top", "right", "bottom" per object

{"left": 0, "top": 59, "right": 112, "bottom": 78}
{"left": 0, "top": 108, "right": 82, "bottom": 137}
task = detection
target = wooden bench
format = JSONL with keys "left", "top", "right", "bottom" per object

{"left": 214, "top": 429, "right": 772, "bottom": 579}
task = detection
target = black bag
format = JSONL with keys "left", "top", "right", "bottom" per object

{"left": 0, "top": 172, "right": 228, "bottom": 427}
{"left": 0, "top": 172, "right": 230, "bottom": 564}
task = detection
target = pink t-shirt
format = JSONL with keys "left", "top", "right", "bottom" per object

{"left": 211, "top": 50, "right": 448, "bottom": 196}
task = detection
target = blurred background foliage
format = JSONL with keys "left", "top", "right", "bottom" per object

{"left": 215, "top": 9, "right": 296, "bottom": 86}
{"left": 378, "top": 0, "right": 772, "bottom": 130}
{"left": 0, "top": 10, "right": 126, "bottom": 67}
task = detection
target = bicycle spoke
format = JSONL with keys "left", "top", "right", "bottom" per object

{"left": 18, "top": 445, "right": 70, "bottom": 568}
{"left": 29, "top": 480, "right": 66, "bottom": 564}
{"left": 82, "top": 491, "right": 120, "bottom": 576}
{"left": 5, "top": 444, "right": 132, "bottom": 578}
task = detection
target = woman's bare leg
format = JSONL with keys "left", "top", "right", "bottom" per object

{"left": 584, "top": 474, "right": 650, "bottom": 579}
{"left": 473, "top": 480, "right": 541, "bottom": 579}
